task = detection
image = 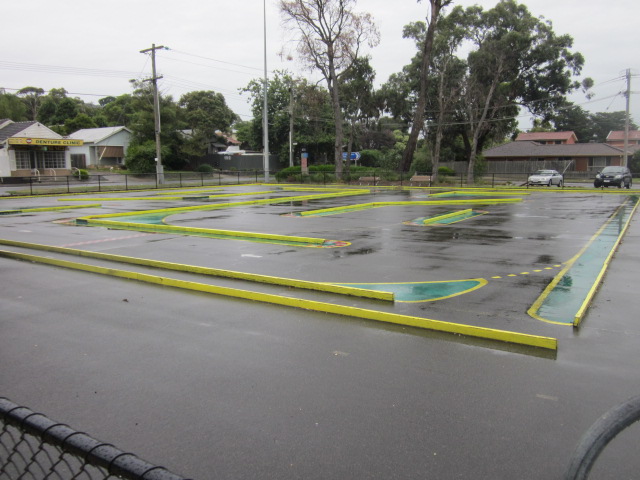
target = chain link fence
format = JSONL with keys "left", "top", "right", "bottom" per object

{"left": 0, "top": 397, "right": 192, "bottom": 480}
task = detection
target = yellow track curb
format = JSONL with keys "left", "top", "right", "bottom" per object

{"left": 0, "top": 239, "right": 391, "bottom": 301}
{"left": 0, "top": 248, "right": 557, "bottom": 351}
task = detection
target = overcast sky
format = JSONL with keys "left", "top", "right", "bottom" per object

{"left": 2, "top": 0, "right": 638, "bottom": 133}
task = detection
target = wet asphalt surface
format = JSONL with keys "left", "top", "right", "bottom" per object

{"left": 1, "top": 185, "right": 640, "bottom": 479}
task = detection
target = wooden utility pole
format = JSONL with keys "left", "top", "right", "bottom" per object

{"left": 140, "top": 44, "right": 165, "bottom": 183}
{"left": 623, "top": 68, "right": 631, "bottom": 168}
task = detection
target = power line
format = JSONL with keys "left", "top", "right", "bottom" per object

{"left": 0, "top": 60, "right": 139, "bottom": 79}
{"left": 164, "top": 49, "right": 263, "bottom": 73}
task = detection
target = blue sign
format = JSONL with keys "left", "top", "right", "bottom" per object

{"left": 341, "top": 152, "right": 361, "bottom": 160}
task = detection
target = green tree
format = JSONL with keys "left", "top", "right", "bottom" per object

{"left": 449, "top": 0, "right": 587, "bottom": 182}
{"left": 551, "top": 103, "right": 595, "bottom": 142}
{"left": 280, "top": 0, "right": 379, "bottom": 178}
{"left": 0, "top": 91, "right": 28, "bottom": 120}
{"left": 17, "top": 86, "right": 45, "bottom": 120}
{"left": 125, "top": 141, "right": 169, "bottom": 174}
{"left": 179, "top": 91, "right": 237, "bottom": 135}
{"left": 178, "top": 90, "right": 238, "bottom": 159}
{"left": 401, "top": 0, "right": 452, "bottom": 172}
{"left": 126, "top": 81, "right": 185, "bottom": 170}
{"left": 630, "top": 149, "right": 640, "bottom": 174}
{"left": 242, "top": 72, "right": 335, "bottom": 164}
{"left": 590, "top": 111, "right": 638, "bottom": 142}
{"left": 339, "top": 57, "right": 377, "bottom": 172}
{"left": 65, "top": 113, "right": 97, "bottom": 133}
{"left": 241, "top": 71, "right": 296, "bottom": 159}
{"left": 101, "top": 94, "right": 137, "bottom": 127}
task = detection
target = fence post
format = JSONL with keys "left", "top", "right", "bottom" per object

{"left": 125, "top": 174, "right": 128, "bottom": 191}
{"left": 67, "top": 175, "right": 70, "bottom": 194}
{"left": 256, "top": 170, "right": 259, "bottom": 184}
{"left": 179, "top": 173, "right": 183, "bottom": 188}
{"left": 29, "top": 176, "right": 33, "bottom": 195}
{"left": 237, "top": 171, "right": 240, "bottom": 184}
{"left": 155, "top": 172, "right": 158, "bottom": 189}
{"left": 492, "top": 173, "right": 495, "bottom": 188}
{"left": 201, "top": 172, "right": 204, "bottom": 187}
{"left": 98, "top": 175, "right": 101, "bottom": 192}
{"left": 218, "top": 171, "right": 221, "bottom": 186}
{"left": 460, "top": 172, "right": 464, "bottom": 187}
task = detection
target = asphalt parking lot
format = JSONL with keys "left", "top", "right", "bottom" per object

{"left": 1, "top": 184, "right": 640, "bottom": 479}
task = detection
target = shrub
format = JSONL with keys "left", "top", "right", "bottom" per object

{"left": 359, "top": 150, "right": 382, "bottom": 167}
{"left": 125, "top": 141, "right": 166, "bottom": 174}
{"left": 438, "top": 166, "right": 456, "bottom": 176}
{"left": 73, "top": 168, "right": 89, "bottom": 180}
{"left": 410, "top": 145, "right": 432, "bottom": 175}
{"left": 473, "top": 156, "right": 487, "bottom": 179}
{"left": 196, "top": 164, "right": 215, "bottom": 173}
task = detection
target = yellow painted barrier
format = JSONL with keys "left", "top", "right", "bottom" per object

{"left": 0, "top": 204, "right": 101, "bottom": 213}
{"left": 80, "top": 219, "right": 327, "bottom": 244}
{"left": 77, "top": 190, "right": 372, "bottom": 221}
{"left": 299, "top": 199, "right": 522, "bottom": 217}
{"left": 0, "top": 238, "right": 392, "bottom": 301}
{"left": 0, "top": 248, "right": 557, "bottom": 350}
{"left": 423, "top": 209, "right": 472, "bottom": 225}
{"left": 299, "top": 203, "right": 377, "bottom": 216}
{"left": 61, "top": 190, "right": 279, "bottom": 201}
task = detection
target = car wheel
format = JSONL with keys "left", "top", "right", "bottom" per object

{"left": 548, "top": 180, "right": 552, "bottom": 187}
{"left": 618, "top": 182, "right": 623, "bottom": 189}
{"left": 594, "top": 181, "right": 600, "bottom": 188}
{"left": 557, "top": 180, "right": 563, "bottom": 188}
{"left": 626, "top": 180, "right": 631, "bottom": 189}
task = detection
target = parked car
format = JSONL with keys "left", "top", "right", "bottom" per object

{"left": 528, "top": 169, "right": 564, "bottom": 187}
{"left": 594, "top": 166, "right": 632, "bottom": 188}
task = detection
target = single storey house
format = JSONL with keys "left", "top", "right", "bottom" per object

{"left": 0, "top": 119, "right": 82, "bottom": 177}
{"left": 482, "top": 141, "right": 626, "bottom": 173}
{"left": 68, "top": 126, "right": 132, "bottom": 168}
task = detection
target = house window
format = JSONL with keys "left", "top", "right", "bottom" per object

{"left": 15, "top": 151, "right": 31, "bottom": 169}
{"left": 44, "top": 151, "right": 65, "bottom": 169}
{"left": 589, "top": 157, "right": 608, "bottom": 169}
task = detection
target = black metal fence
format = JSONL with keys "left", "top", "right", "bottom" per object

{"left": 0, "top": 169, "right": 609, "bottom": 197}
{"left": 0, "top": 397, "right": 192, "bottom": 480}
{"left": 0, "top": 171, "right": 273, "bottom": 196}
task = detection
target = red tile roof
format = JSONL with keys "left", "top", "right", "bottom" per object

{"left": 606, "top": 131, "right": 640, "bottom": 141}
{"left": 515, "top": 131, "right": 577, "bottom": 142}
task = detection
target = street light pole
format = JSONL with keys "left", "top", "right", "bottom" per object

{"left": 262, "top": 0, "right": 270, "bottom": 182}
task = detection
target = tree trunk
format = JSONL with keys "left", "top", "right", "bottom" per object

{"left": 431, "top": 69, "right": 448, "bottom": 183}
{"left": 401, "top": 0, "right": 444, "bottom": 172}
{"left": 327, "top": 60, "right": 345, "bottom": 179}
{"left": 466, "top": 62, "right": 503, "bottom": 184}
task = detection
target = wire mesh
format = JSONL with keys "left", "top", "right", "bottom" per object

{"left": 0, "top": 397, "right": 192, "bottom": 480}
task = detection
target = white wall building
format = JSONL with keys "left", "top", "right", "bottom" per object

{"left": 0, "top": 120, "right": 82, "bottom": 177}
{"left": 68, "top": 126, "right": 132, "bottom": 168}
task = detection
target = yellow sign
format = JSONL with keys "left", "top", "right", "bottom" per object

{"left": 8, "top": 137, "right": 84, "bottom": 146}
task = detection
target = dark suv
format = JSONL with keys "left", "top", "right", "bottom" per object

{"left": 594, "top": 166, "right": 632, "bottom": 188}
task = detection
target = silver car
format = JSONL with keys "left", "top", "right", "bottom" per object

{"left": 528, "top": 169, "right": 563, "bottom": 187}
